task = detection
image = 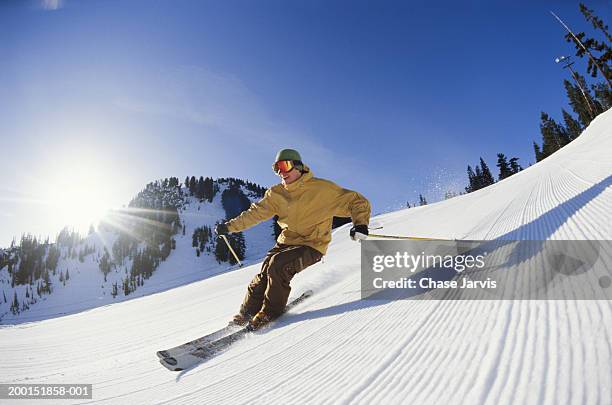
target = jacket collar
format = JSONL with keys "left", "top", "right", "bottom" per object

{"left": 282, "top": 165, "right": 313, "bottom": 192}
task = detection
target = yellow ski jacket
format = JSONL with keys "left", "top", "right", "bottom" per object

{"left": 226, "top": 167, "right": 371, "bottom": 255}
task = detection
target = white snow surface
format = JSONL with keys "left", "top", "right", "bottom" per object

{"left": 1, "top": 111, "right": 611, "bottom": 404}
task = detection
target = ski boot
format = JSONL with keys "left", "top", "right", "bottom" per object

{"left": 229, "top": 312, "right": 253, "bottom": 326}
{"left": 247, "top": 311, "right": 273, "bottom": 331}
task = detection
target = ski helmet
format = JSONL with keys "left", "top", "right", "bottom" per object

{"left": 274, "top": 148, "right": 302, "bottom": 163}
{"left": 274, "top": 148, "right": 304, "bottom": 172}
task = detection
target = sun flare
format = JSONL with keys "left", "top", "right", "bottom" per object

{"left": 43, "top": 166, "right": 113, "bottom": 235}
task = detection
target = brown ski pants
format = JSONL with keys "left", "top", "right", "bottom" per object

{"left": 240, "top": 243, "right": 323, "bottom": 318}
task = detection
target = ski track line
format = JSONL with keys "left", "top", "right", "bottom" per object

{"left": 556, "top": 163, "right": 611, "bottom": 239}
{"left": 551, "top": 168, "right": 587, "bottom": 239}
{"left": 354, "top": 300, "right": 490, "bottom": 404}
{"left": 470, "top": 301, "right": 522, "bottom": 404}
{"left": 271, "top": 299, "right": 430, "bottom": 405}
{"left": 305, "top": 300, "right": 442, "bottom": 404}
{"left": 552, "top": 166, "right": 595, "bottom": 239}
{"left": 458, "top": 301, "right": 512, "bottom": 405}
{"left": 509, "top": 301, "right": 538, "bottom": 405}
{"left": 334, "top": 300, "right": 445, "bottom": 404}
{"left": 386, "top": 300, "right": 486, "bottom": 403}
{"left": 482, "top": 191, "right": 523, "bottom": 240}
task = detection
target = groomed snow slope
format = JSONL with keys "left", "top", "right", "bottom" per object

{"left": 1, "top": 110, "right": 611, "bottom": 404}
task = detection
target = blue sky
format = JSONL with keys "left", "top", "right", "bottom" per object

{"left": 0, "top": 0, "right": 607, "bottom": 246}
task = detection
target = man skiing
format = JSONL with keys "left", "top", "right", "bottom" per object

{"left": 215, "top": 148, "right": 371, "bottom": 330}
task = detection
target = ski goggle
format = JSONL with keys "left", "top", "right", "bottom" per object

{"left": 272, "top": 160, "right": 295, "bottom": 174}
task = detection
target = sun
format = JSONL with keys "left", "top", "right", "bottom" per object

{"left": 44, "top": 166, "right": 113, "bottom": 235}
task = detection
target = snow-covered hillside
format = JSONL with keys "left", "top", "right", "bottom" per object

{"left": 0, "top": 110, "right": 610, "bottom": 404}
{"left": 0, "top": 181, "right": 275, "bottom": 323}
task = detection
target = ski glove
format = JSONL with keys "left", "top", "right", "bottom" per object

{"left": 350, "top": 224, "right": 369, "bottom": 241}
{"left": 215, "top": 222, "right": 229, "bottom": 236}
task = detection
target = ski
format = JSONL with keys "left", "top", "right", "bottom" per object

{"left": 156, "top": 323, "right": 243, "bottom": 360}
{"left": 158, "top": 290, "right": 313, "bottom": 371}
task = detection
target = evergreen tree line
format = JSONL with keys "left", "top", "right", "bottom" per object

{"left": 534, "top": 77, "right": 609, "bottom": 162}
{"left": 534, "top": 3, "right": 610, "bottom": 162}
{"left": 462, "top": 4, "right": 609, "bottom": 196}
{"left": 217, "top": 177, "right": 266, "bottom": 198}
{"left": 2, "top": 234, "right": 60, "bottom": 315}
{"left": 184, "top": 176, "right": 216, "bottom": 202}
{"left": 182, "top": 176, "right": 266, "bottom": 203}
{"left": 10, "top": 234, "right": 57, "bottom": 286}
{"left": 465, "top": 155, "right": 522, "bottom": 193}
{"left": 1, "top": 230, "right": 103, "bottom": 317}
{"left": 56, "top": 228, "right": 83, "bottom": 249}
{"left": 406, "top": 195, "right": 429, "bottom": 208}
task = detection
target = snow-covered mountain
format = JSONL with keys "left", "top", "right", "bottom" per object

{"left": 0, "top": 178, "right": 275, "bottom": 323}
{"left": 0, "top": 110, "right": 610, "bottom": 404}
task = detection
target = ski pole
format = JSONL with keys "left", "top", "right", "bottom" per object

{"left": 220, "top": 235, "right": 243, "bottom": 267}
{"left": 367, "top": 233, "right": 454, "bottom": 241}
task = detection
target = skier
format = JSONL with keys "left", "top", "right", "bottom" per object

{"left": 215, "top": 148, "right": 371, "bottom": 330}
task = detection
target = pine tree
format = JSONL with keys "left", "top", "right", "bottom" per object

{"left": 533, "top": 141, "right": 543, "bottom": 162}
{"left": 564, "top": 3, "right": 611, "bottom": 80}
{"left": 123, "top": 278, "right": 130, "bottom": 296}
{"left": 465, "top": 165, "right": 476, "bottom": 193}
{"left": 497, "top": 153, "right": 512, "bottom": 180}
{"left": 562, "top": 109, "right": 583, "bottom": 140}
{"left": 197, "top": 176, "right": 205, "bottom": 200}
{"left": 11, "top": 291, "right": 19, "bottom": 314}
{"left": 539, "top": 112, "right": 571, "bottom": 160}
{"left": 474, "top": 165, "right": 484, "bottom": 190}
{"left": 509, "top": 157, "right": 522, "bottom": 174}
{"left": 591, "top": 82, "right": 611, "bottom": 110}
{"left": 207, "top": 177, "right": 215, "bottom": 202}
{"left": 563, "top": 78, "right": 599, "bottom": 126}
{"left": 578, "top": 3, "right": 611, "bottom": 40}
{"left": 99, "top": 250, "right": 112, "bottom": 282}
{"left": 479, "top": 157, "right": 495, "bottom": 187}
